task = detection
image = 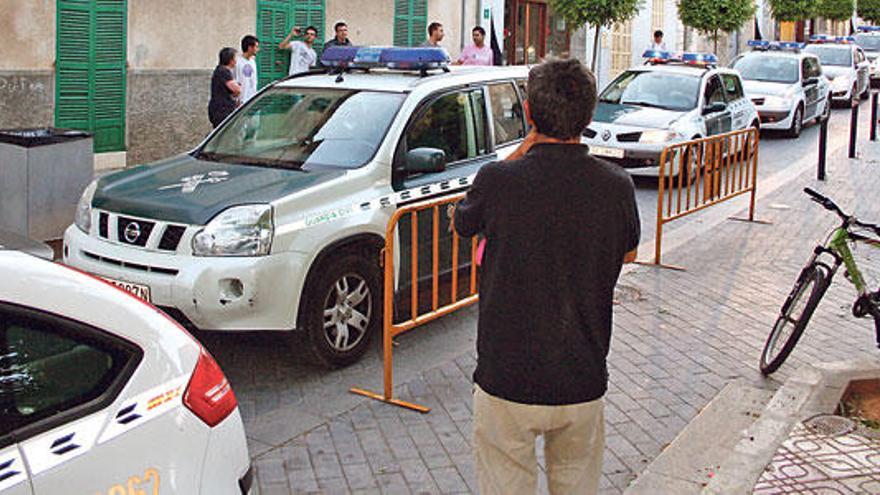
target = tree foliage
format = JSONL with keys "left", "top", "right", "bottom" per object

{"left": 549, "top": 0, "right": 643, "bottom": 70}
{"left": 859, "top": 0, "right": 880, "bottom": 24}
{"left": 767, "top": 0, "right": 815, "bottom": 22}
{"left": 818, "top": 0, "right": 855, "bottom": 22}
{"left": 677, "top": 0, "right": 757, "bottom": 41}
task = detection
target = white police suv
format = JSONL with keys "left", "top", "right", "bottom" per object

{"left": 63, "top": 47, "right": 530, "bottom": 368}
{"left": 804, "top": 35, "right": 871, "bottom": 104}
{"left": 731, "top": 41, "right": 831, "bottom": 138}
{"left": 854, "top": 26, "right": 880, "bottom": 88}
{"left": 582, "top": 51, "right": 759, "bottom": 176}
{"left": 0, "top": 250, "right": 251, "bottom": 495}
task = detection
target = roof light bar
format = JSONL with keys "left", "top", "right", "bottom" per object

{"left": 810, "top": 34, "right": 855, "bottom": 44}
{"left": 681, "top": 52, "right": 718, "bottom": 65}
{"left": 320, "top": 46, "right": 450, "bottom": 71}
{"left": 748, "top": 40, "right": 805, "bottom": 51}
{"left": 857, "top": 26, "right": 880, "bottom": 33}
{"left": 641, "top": 50, "right": 717, "bottom": 66}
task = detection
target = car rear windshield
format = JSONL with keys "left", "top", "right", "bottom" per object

{"left": 197, "top": 88, "right": 406, "bottom": 170}
{"left": 732, "top": 55, "right": 799, "bottom": 84}
{"left": 598, "top": 70, "right": 701, "bottom": 111}
{"left": 855, "top": 35, "right": 880, "bottom": 51}
{"left": 805, "top": 45, "right": 852, "bottom": 66}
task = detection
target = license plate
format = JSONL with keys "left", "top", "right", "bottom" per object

{"left": 101, "top": 276, "right": 151, "bottom": 302}
{"left": 591, "top": 145, "right": 625, "bottom": 159}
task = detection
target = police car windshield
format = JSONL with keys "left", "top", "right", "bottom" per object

{"left": 732, "top": 55, "right": 799, "bottom": 83}
{"left": 599, "top": 70, "right": 700, "bottom": 111}
{"left": 198, "top": 88, "right": 405, "bottom": 170}
{"left": 855, "top": 35, "right": 880, "bottom": 51}
{"left": 805, "top": 45, "right": 852, "bottom": 66}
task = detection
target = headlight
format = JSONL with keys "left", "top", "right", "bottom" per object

{"left": 74, "top": 180, "right": 98, "bottom": 233}
{"left": 639, "top": 129, "right": 679, "bottom": 144}
{"left": 763, "top": 95, "right": 791, "bottom": 107}
{"left": 192, "top": 204, "right": 274, "bottom": 256}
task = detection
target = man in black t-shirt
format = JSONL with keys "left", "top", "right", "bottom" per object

{"left": 208, "top": 47, "right": 241, "bottom": 128}
{"left": 455, "top": 58, "right": 640, "bottom": 494}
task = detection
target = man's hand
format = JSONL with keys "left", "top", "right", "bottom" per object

{"left": 623, "top": 248, "right": 637, "bottom": 264}
{"left": 505, "top": 129, "right": 540, "bottom": 161}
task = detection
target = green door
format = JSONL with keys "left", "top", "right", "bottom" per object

{"left": 394, "top": 0, "right": 428, "bottom": 47}
{"left": 55, "top": 0, "right": 127, "bottom": 153}
{"left": 256, "top": 0, "right": 325, "bottom": 89}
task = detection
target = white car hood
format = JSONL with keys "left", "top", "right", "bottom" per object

{"left": 823, "top": 66, "right": 853, "bottom": 79}
{"left": 742, "top": 80, "right": 793, "bottom": 97}
{"left": 591, "top": 102, "right": 685, "bottom": 130}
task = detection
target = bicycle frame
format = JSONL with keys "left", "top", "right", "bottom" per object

{"left": 821, "top": 225, "right": 880, "bottom": 296}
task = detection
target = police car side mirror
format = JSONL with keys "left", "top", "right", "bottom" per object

{"left": 406, "top": 148, "right": 447, "bottom": 174}
{"left": 702, "top": 102, "right": 727, "bottom": 115}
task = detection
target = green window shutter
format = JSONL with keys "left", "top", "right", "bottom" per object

{"left": 394, "top": 0, "right": 428, "bottom": 47}
{"left": 292, "top": 0, "right": 325, "bottom": 55}
{"left": 257, "top": 0, "right": 290, "bottom": 88}
{"left": 256, "top": 0, "right": 324, "bottom": 89}
{"left": 56, "top": 0, "right": 127, "bottom": 153}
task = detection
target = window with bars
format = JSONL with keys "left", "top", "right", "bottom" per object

{"left": 611, "top": 20, "right": 632, "bottom": 78}
{"left": 652, "top": 0, "right": 664, "bottom": 32}
{"left": 55, "top": 0, "right": 127, "bottom": 153}
{"left": 394, "top": 0, "right": 428, "bottom": 47}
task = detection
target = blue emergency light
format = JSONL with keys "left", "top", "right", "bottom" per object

{"left": 857, "top": 26, "right": 880, "bottom": 33}
{"left": 748, "top": 40, "right": 805, "bottom": 51}
{"left": 320, "top": 46, "right": 450, "bottom": 71}
{"left": 642, "top": 49, "right": 674, "bottom": 61}
{"left": 810, "top": 34, "right": 855, "bottom": 44}
{"left": 681, "top": 52, "right": 718, "bottom": 65}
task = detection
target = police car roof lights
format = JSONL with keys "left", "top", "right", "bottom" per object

{"left": 857, "top": 26, "right": 880, "bottom": 33}
{"left": 642, "top": 50, "right": 717, "bottom": 67}
{"left": 320, "top": 46, "right": 450, "bottom": 72}
{"left": 810, "top": 34, "right": 856, "bottom": 44}
{"left": 748, "top": 40, "right": 805, "bottom": 51}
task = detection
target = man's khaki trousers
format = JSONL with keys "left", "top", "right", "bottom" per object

{"left": 473, "top": 385, "right": 604, "bottom": 495}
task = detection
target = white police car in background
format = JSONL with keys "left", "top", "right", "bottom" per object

{"left": 63, "top": 47, "right": 531, "bottom": 368}
{"left": 804, "top": 35, "right": 871, "bottom": 104}
{"left": 731, "top": 41, "right": 831, "bottom": 138}
{"left": 0, "top": 250, "right": 251, "bottom": 495}
{"left": 854, "top": 26, "right": 880, "bottom": 88}
{"left": 582, "top": 51, "right": 759, "bottom": 176}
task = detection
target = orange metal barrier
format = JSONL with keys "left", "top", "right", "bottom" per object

{"left": 643, "top": 127, "right": 761, "bottom": 269}
{"left": 350, "top": 193, "right": 479, "bottom": 413}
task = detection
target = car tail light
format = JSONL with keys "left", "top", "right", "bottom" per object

{"left": 183, "top": 348, "right": 237, "bottom": 427}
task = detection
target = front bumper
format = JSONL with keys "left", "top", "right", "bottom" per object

{"left": 63, "top": 225, "right": 307, "bottom": 330}
{"left": 585, "top": 141, "right": 665, "bottom": 173}
{"left": 756, "top": 107, "right": 794, "bottom": 130}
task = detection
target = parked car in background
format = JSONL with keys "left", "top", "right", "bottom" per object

{"left": 854, "top": 26, "right": 880, "bottom": 88}
{"left": 582, "top": 51, "right": 759, "bottom": 176}
{"left": 804, "top": 35, "right": 871, "bottom": 105}
{"left": 0, "top": 250, "right": 252, "bottom": 495}
{"left": 731, "top": 41, "right": 831, "bottom": 138}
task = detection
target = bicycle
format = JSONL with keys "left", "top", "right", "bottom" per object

{"left": 759, "top": 187, "right": 880, "bottom": 375}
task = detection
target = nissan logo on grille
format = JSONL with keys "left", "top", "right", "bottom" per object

{"left": 123, "top": 222, "right": 142, "bottom": 244}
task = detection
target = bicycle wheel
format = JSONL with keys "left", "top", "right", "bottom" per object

{"left": 760, "top": 263, "right": 832, "bottom": 375}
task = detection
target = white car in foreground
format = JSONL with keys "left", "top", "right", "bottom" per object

{"left": 0, "top": 250, "right": 251, "bottom": 495}
{"left": 731, "top": 42, "right": 831, "bottom": 137}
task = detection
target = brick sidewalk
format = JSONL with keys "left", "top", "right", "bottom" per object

{"left": 249, "top": 141, "right": 880, "bottom": 494}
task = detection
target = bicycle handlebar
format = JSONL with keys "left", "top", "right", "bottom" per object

{"left": 803, "top": 187, "right": 880, "bottom": 237}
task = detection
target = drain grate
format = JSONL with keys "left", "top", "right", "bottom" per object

{"left": 802, "top": 414, "right": 857, "bottom": 437}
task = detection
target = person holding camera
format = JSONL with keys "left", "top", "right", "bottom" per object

{"left": 279, "top": 25, "right": 318, "bottom": 76}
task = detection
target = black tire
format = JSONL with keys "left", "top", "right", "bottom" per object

{"left": 786, "top": 105, "right": 803, "bottom": 138}
{"left": 760, "top": 263, "right": 832, "bottom": 375}
{"left": 296, "top": 253, "right": 382, "bottom": 369}
{"left": 850, "top": 84, "right": 859, "bottom": 107}
{"left": 860, "top": 83, "right": 869, "bottom": 100}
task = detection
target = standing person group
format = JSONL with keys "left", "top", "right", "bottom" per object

{"left": 207, "top": 34, "right": 260, "bottom": 128}
{"left": 455, "top": 57, "right": 640, "bottom": 494}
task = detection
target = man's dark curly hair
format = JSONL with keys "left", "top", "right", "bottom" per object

{"left": 527, "top": 58, "right": 597, "bottom": 140}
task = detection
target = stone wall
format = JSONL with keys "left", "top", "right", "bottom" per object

{"left": 0, "top": 72, "right": 54, "bottom": 130}
{"left": 126, "top": 70, "right": 213, "bottom": 166}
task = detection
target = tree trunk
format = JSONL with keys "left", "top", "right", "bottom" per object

{"left": 713, "top": 30, "right": 718, "bottom": 55}
{"left": 591, "top": 25, "right": 601, "bottom": 72}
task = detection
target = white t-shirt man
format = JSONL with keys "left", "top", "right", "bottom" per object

{"left": 234, "top": 55, "right": 258, "bottom": 103}
{"left": 288, "top": 41, "right": 317, "bottom": 76}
